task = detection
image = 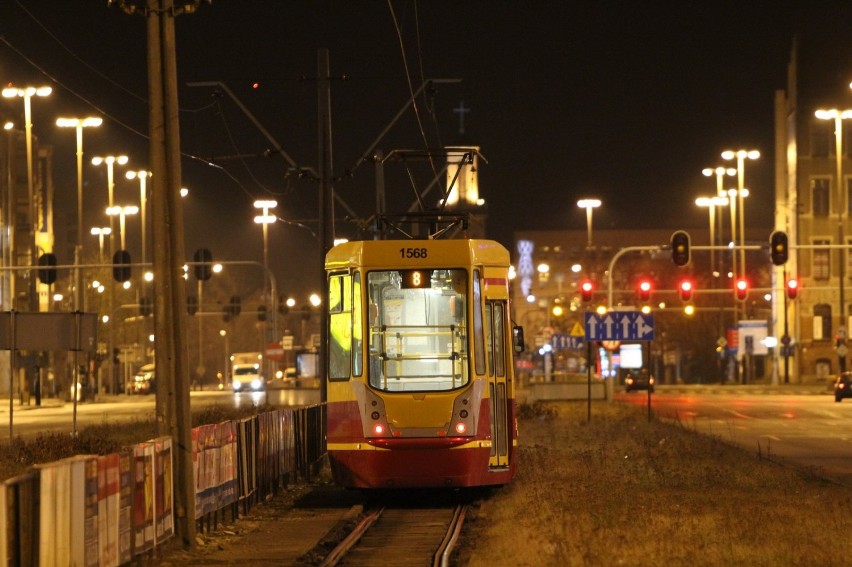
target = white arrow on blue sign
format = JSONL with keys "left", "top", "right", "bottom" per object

{"left": 584, "top": 311, "right": 655, "bottom": 342}
{"left": 551, "top": 334, "right": 585, "bottom": 350}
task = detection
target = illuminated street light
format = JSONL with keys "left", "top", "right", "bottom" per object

{"left": 106, "top": 205, "right": 139, "bottom": 250}
{"left": 3, "top": 86, "right": 52, "bottom": 310}
{"left": 126, "top": 170, "right": 150, "bottom": 265}
{"left": 695, "top": 195, "right": 729, "bottom": 276}
{"left": 253, "top": 200, "right": 278, "bottom": 363}
{"left": 90, "top": 227, "right": 112, "bottom": 263}
{"left": 56, "top": 116, "right": 102, "bottom": 311}
{"left": 721, "top": 149, "right": 759, "bottom": 277}
{"left": 253, "top": 199, "right": 277, "bottom": 294}
{"left": 702, "top": 166, "right": 737, "bottom": 275}
{"left": 815, "top": 108, "right": 852, "bottom": 372}
{"left": 92, "top": 155, "right": 129, "bottom": 260}
{"left": 577, "top": 198, "right": 602, "bottom": 248}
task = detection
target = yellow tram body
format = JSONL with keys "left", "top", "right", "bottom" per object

{"left": 325, "top": 239, "right": 519, "bottom": 488}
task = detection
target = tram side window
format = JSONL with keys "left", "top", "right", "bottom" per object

{"left": 352, "top": 273, "right": 363, "bottom": 377}
{"left": 492, "top": 301, "right": 505, "bottom": 377}
{"left": 473, "top": 270, "right": 486, "bottom": 376}
{"left": 328, "top": 273, "right": 352, "bottom": 381}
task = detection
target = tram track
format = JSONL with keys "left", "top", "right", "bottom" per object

{"left": 319, "top": 503, "right": 468, "bottom": 567}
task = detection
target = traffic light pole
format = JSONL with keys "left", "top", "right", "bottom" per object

{"left": 606, "top": 244, "right": 764, "bottom": 308}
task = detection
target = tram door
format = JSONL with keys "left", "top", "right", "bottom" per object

{"left": 485, "top": 299, "right": 510, "bottom": 468}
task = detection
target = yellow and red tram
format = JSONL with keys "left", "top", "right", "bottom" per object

{"left": 325, "top": 238, "right": 521, "bottom": 489}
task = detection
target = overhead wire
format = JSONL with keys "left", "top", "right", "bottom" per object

{"left": 2, "top": 4, "right": 289, "bottom": 212}
{"left": 386, "top": 0, "right": 443, "bottom": 208}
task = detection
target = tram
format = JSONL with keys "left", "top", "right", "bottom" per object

{"left": 325, "top": 237, "right": 522, "bottom": 489}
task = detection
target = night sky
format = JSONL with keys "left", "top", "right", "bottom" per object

{"left": 2, "top": 1, "right": 852, "bottom": 299}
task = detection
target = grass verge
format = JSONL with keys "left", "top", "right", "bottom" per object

{"left": 458, "top": 400, "right": 852, "bottom": 567}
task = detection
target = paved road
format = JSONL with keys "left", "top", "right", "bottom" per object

{"left": 0, "top": 387, "right": 321, "bottom": 438}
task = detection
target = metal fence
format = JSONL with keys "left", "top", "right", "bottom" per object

{"left": 0, "top": 403, "right": 327, "bottom": 566}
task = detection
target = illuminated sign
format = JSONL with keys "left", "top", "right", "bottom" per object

{"left": 400, "top": 269, "right": 432, "bottom": 289}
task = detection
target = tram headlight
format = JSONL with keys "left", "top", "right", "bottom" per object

{"left": 455, "top": 422, "right": 466, "bottom": 434}
{"left": 374, "top": 424, "right": 385, "bottom": 435}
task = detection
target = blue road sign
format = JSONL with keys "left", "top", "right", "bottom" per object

{"left": 551, "top": 334, "right": 585, "bottom": 351}
{"left": 584, "top": 311, "right": 655, "bottom": 341}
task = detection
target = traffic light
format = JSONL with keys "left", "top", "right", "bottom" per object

{"left": 580, "top": 280, "right": 594, "bottom": 302}
{"left": 678, "top": 279, "right": 693, "bottom": 301}
{"left": 735, "top": 278, "right": 748, "bottom": 301}
{"left": 770, "top": 230, "right": 789, "bottom": 265}
{"left": 786, "top": 278, "right": 798, "bottom": 300}
{"left": 37, "top": 253, "right": 57, "bottom": 284}
{"left": 257, "top": 305, "right": 267, "bottom": 321}
{"left": 187, "top": 295, "right": 198, "bottom": 315}
{"left": 671, "top": 230, "right": 691, "bottom": 266}
{"left": 637, "top": 279, "right": 652, "bottom": 302}
{"left": 113, "top": 249, "right": 131, "bottom": 282}
{"left": 193, "top": 248, "right": 213, "bottom": 281}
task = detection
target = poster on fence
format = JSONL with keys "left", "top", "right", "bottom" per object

{"left": 132, "top": 442, "right": 155, "bottom": 553}
{"left": 155, "top": 437, "right": 174, "bottom": 541}
{"left": 220, "top": 421, "right": 237, "bottom": 508}
{"left": 194, "top": 423, "right": 218, "bottom": 518}
{"left": 118, "top": 451, "right": 132, "bottom": 565}
{"left": 98, "top": 454, "right": 120, "bottom": 566}
{"left": 85, "top": 456, "right": 99, "bottom": 567}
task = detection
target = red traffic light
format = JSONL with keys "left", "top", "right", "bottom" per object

{"left": 581, "top": 280, "right": 594, "bottom": 302}
{"left": 638, "top": 279, "right": 653, "bottom": 301}
{"left": 735, "top": 278, "right": 748, "bottom": 300}
{"left": 786, "top": 278, "right": 798, "bottom": 300}
{"left": 678, "top": 279, "right": 694, "bottom": 301}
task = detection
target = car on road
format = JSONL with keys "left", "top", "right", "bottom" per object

{"left": 129, "top": 363, "right": 155, "bottom": 395}
{"left": 625, "top": 369, "right": 654, "bottom": 393}
{"left": 834, "top": 372, "right": 852, "bottom": 402}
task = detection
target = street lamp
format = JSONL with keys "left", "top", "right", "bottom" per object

{"left": 90, "top": 227, "right": 112, "bottom": 263}
{"left": 92, "top": 155, "right": 129, "bottom": 259}
{"left": 56, "top": 117, "right": 102, "bottom": 311}
{"left": 3, "top": 86, "right": 52, "bottom": 310}
{"left": 815, "top": 108, "right": 852, "bottom": 372}
{"left": 253, "top": 200, "right": 277, "bottom": 296}
{"left": 695, "top": 195, "right": 729, "bottom": 277}
{"left": 254, "top": 200, "right": 278, "bottom": 378}
{"left": 577, "top": 198, "right": 601, "bottom": 248}
{"left": 125, "top": 170, "right": 150, "bottom": 266}
{"left": 702, "top": 166, "right": 737, "bottom": 270}
{"left": 106, "top": 205, "right": 139, "bottom": 250}
{"left": 721, "top": 149, "right": 759, "bottom": 278}
{"left": 219, "top": 329, "right": 229, "bottom": 389}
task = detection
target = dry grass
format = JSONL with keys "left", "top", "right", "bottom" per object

{"left": 460, "top": 401, "right": 852, "bottom": 567}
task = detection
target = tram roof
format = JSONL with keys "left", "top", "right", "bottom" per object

{"left": 325, "top": 239, "right": 510, "bottom": 270}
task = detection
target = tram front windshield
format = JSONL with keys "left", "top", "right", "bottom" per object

{"left": 367, "top": 269, "right": 468, "bottom": 392}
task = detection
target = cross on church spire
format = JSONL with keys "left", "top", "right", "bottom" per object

{"left": 453, "top": 100, "right": 470, "bottom": 135}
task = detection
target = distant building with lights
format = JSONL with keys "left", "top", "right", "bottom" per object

{"left": 775, "top": 36, "right": 852, "bottom": 382}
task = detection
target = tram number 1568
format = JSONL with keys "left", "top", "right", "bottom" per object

{"left": 400, "top": 247, "right": 428, "bottom": 259}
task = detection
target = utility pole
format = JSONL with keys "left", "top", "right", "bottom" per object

{"left": 111, "top": 0, "right": 202, "bottom": 548}
{"left": 318, "top": 49, "right": 333, "bottom": 403}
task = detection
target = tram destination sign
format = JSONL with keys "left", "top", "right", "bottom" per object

{"left": 584, "top": 311, "right": 655, "bottom": 342}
